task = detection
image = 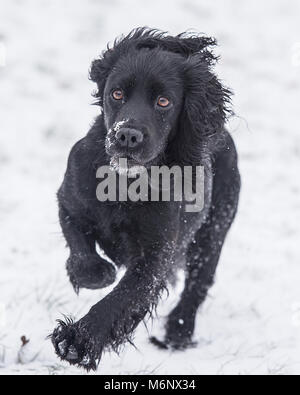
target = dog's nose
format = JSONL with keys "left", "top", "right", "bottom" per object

{"left": 115, "top": 128, "right": 144, "bottom": 148}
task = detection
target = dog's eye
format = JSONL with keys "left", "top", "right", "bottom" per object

{"left": 112, "top": 89, "right": 124, "bottom": 101}
{"left": 157, "top": 96, "right": 170, "bottom": 108}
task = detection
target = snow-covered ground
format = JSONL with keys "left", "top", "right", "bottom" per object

{"left": 0, "top": 0, "right": 300, "bottom": 375}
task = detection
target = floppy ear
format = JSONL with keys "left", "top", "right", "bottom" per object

{"left": 169, "top": 54, "right": 232, "bottom": 165}
{"left": 89, "top": 47, "right": 119, "bottom": 107}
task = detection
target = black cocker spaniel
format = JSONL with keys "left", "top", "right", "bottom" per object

{"left": 51, "top": 28, "right": 241, "bottom": 371}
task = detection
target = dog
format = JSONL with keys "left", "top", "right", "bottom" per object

{"left": 51, "top": 28, "right": 241, "bottom": 371}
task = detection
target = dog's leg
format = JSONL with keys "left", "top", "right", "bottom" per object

{"left": 59, "top": 204, "right": 116, "bottom": 292}
{"left": 52, "top": 220, "right": 178, "bottom": 371}
{"left": 163, "top": 142, "right": 241, "bottom": 349}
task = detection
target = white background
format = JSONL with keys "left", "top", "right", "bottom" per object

{"left": 0, "top": 0, "right": 300, "bottom": 375}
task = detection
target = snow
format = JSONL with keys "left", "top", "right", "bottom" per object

{"left": 0, "top": 0, "right": 300, "bottom": 375}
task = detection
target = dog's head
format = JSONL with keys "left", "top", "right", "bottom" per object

{"left": 90, "top": 28, "right": 232, "bottom": 170}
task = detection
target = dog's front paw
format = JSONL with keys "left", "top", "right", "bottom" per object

{"left": 163, "top": 306, "right": 197, "bottom": 350}
{"left": 67, "top": 254, "right": 116, "bottom": 293}
{"left": 51, "top": 317, "right": 103, "bottom": 371}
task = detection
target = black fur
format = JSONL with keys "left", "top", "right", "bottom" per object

{"left": 51, "top": 28, "right": 240, "bottom": 371}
